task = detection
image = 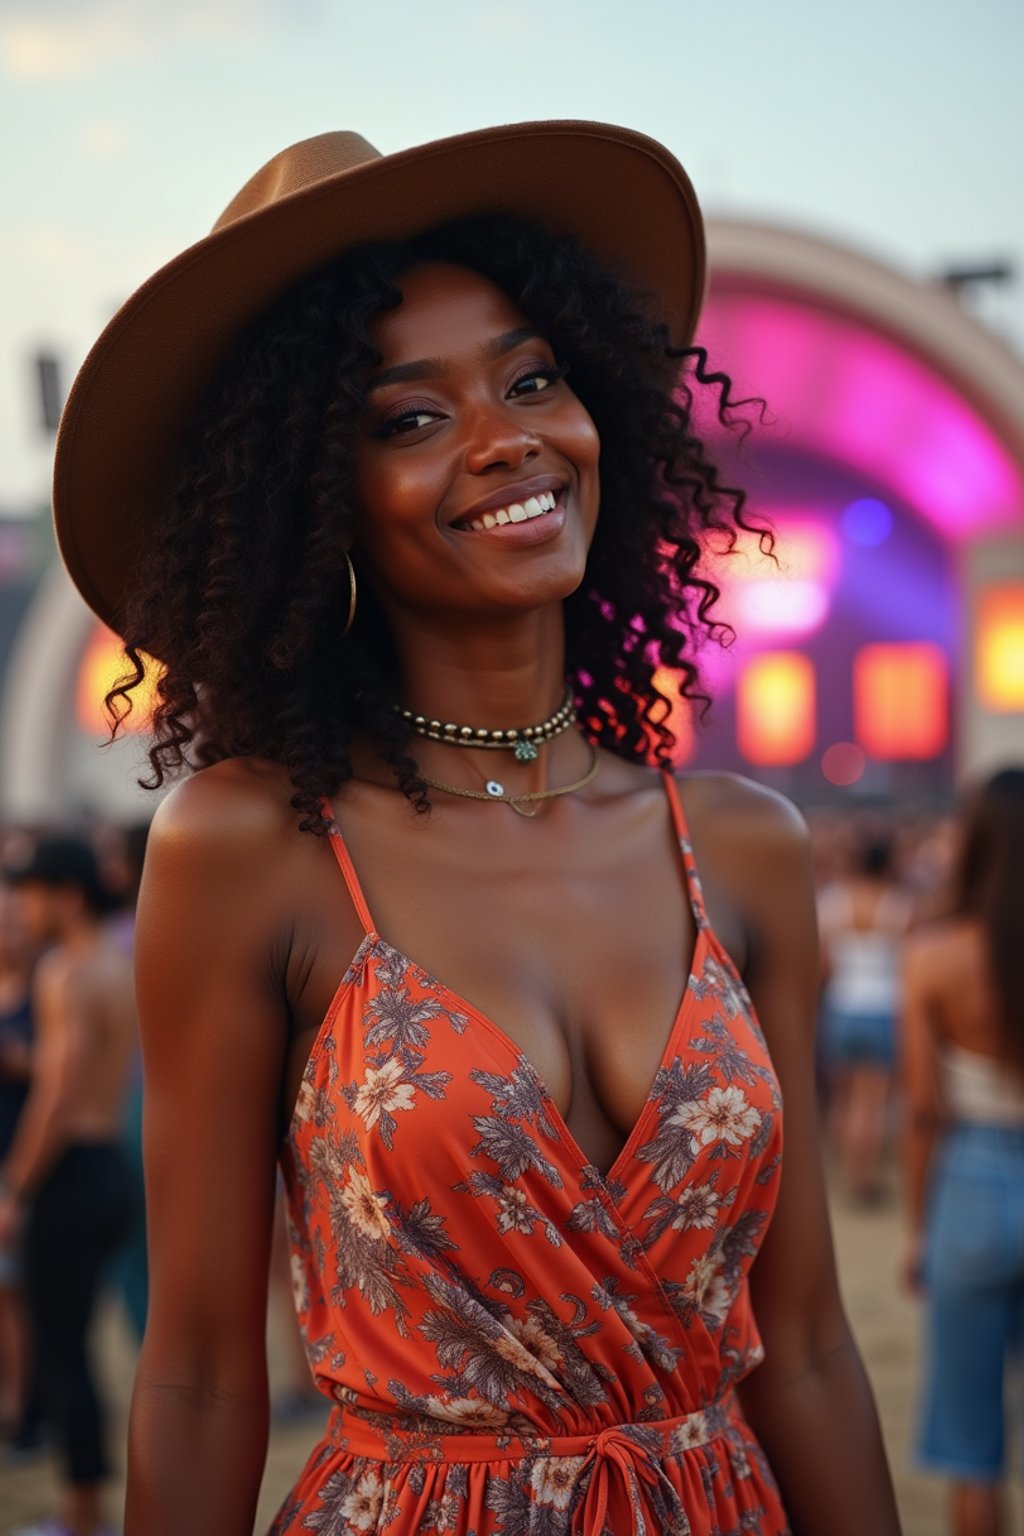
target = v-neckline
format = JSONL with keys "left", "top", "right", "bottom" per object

{"left": 312, "top": 773, "right": 708, "bottom": 1187}
{"left": 352, "top": 922, "right": 707, "bottom": 1189}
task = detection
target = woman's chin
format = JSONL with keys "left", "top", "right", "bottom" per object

{"left": 466, "top": 550, "right": 590, "bottom": 614}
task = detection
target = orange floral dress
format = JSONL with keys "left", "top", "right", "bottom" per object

{"left": 273, "top": 775, "right": 789, "bottom": 1535}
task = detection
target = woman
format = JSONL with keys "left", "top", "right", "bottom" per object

{"left": 902, "top": 768, "right": 1024, "bottom": 1536}
{"left": 819, "top": 829, "right": 913, "bottom": 1202}
{"left": 53, "top": 124, "right": 900, "bottom": 1535}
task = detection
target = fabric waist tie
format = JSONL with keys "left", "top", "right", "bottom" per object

{"left": 325, "top": 1396, "right": 735, "bottom": 1530}
{"left": 567, "top": 1422, "right": 691, "bottom": 1535}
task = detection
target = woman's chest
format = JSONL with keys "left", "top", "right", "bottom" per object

{"left": 281, "top": 788, "right": 750, "bottom": 1173}
{"left": 286, "top": 918, "right": 782, "bottom": 1274}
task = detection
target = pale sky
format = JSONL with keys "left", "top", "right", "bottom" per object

{"left": 1, "top": 0, "right": 1021, "bottom": 510}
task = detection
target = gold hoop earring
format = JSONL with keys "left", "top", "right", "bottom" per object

{"left": 342, "top": 550, "right": 357, "bottom": 638}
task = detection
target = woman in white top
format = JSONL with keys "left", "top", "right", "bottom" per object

{"left": 902, "top": 767, "right": 1024, "bottom": 1536}
{"left": 818, "top": 832, "right": 912, "bottom": 1201}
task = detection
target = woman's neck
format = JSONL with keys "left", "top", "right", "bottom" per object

{"left": 389, "top": 604, "right": 568, "bottom": 731}
{"left": 353, "top": 603, "right": 592, "bottom": 796}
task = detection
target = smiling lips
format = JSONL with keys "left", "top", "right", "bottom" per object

{"left": 452, "top": 488, "right": 561, "bottom": 534}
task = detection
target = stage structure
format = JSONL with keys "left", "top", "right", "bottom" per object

{"left": 674, "top": 219, "right": 1024, "bottom": 802}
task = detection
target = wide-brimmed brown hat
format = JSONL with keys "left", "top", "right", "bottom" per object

{"left": 53, "top": 120, "right": 705, "bottom": 634}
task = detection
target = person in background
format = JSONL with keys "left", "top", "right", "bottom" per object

{"left": 818, "top": 828, "right": 913, "bottom": 1202}
{"left": 902, "top": 767, "right": 1024, "bottom": 1536}
{"left": 902, "top": 813, "right": 959, "bottom": 927}
{"left": 101, "top": 820, "right": 151, "bottom": 1343}
{"left": 0, "top": 836, "right": 138, "bottom": 1536}
{"left": 0, "top": 881, "right": 38, "bottom": 1452}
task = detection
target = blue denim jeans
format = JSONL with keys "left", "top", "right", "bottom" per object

{"left": 917, "top": 1122, "right": 1024, "bottom": 1479}
{"left": 821, "top": 1005, "right": 896, "bottom": 1069}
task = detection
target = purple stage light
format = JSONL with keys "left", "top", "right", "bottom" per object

{"left": 841, "top": 498, "right": 893, "bottom": 547}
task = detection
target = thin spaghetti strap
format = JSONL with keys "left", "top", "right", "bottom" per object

{"left": 319, "top": 796, "right": 376, "bottom": 936}
{"left": 661, "top": 771, "right": 709, "bottom": 930}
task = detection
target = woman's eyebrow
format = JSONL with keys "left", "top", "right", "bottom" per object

{"left": 484, "top": 325, "right": 542, "bottom": 359}
{"left": 366, "top": 326, "right": 543, "bottom": 394}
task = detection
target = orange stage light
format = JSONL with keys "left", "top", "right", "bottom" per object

{"left": 853, "top": 642, "right": 947, "bottom": 759}
{"left": 648, "top": 667, "right": 695, "bottom": 764}
{"left": 76, "top": 625, "right": 161, "bottom": 736}
{"left": 976, "top": 585, "right": 1024, "bottom": 712}
{"left": 737, "top": 652, "right": 815, "bottom": 765}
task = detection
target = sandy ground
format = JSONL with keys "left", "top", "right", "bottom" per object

{"left": 2, "top": 1167, "right": 1020, "bottom": 1534}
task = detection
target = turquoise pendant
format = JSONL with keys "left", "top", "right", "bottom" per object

{"left": 514, "top": 739, "right": 539, "bottom": 762}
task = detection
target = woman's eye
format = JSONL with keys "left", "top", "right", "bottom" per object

{"left": 375, "top": 408, "right": 438, "bottom": 438}
{"left": 509, "top": 363, "right": 568, "bottom": 397}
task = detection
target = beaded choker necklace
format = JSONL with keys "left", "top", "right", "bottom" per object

{"left": 396, "top": 688, "right": 575, "bottom": 762}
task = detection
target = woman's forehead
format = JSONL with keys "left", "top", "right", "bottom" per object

{"left": 368, "top": 262, "right": 536, "bottom": 365}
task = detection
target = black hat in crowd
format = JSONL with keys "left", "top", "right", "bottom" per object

{"left": 4, "top": 835, "right": 120, "bottom": 914}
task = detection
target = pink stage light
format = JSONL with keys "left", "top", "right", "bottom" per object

{"left": 730, "top": 579, "right": 829, "bottom": 635}
{"left": 821, "top": 741, "right": 867, "bottom": 787}
{"left": 698, "top": 293, "right": 1022, "bottom": 542}
{"left": 706, "top": 515, "right": 837, "bottom": 640}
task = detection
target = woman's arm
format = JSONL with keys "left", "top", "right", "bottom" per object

{"left": 125, "top": 768, "right": 293, "bottom": 1536}
{"left": 716, "top": 781, "right": 901, "bottom": 1535}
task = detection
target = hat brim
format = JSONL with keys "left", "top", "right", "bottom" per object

{"left": 53, "top": 119, "right": 705, "bottom": 635}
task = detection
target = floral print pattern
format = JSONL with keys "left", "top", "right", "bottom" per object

{"left": 271, "top": 778, "right": 788, "bottom": 1535}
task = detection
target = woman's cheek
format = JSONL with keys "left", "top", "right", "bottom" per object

{"left": 566, "top": 410, "right": 601, "bottom": 517}
{"left": 562, "top": 400, "right": 600, "bottom": 470}
{"left": 355, "top": 453, "right": 434, "bottom": 533}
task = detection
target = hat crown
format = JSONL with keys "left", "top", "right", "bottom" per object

{"left": 213, "top": 131, "right": 383, "bottom": 234}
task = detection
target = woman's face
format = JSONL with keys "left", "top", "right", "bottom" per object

{"left": 354, "top": 262, "right": 601, "bottom": 621}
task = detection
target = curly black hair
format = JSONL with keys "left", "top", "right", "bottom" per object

{"left": 105, "top": 211, "right": 768, "bottom": 833}
{"left": 952, "top": 767, "right": 1024, "bottom": 1059}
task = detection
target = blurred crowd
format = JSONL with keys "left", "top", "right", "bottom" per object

{"left": 808, "top": 803, "right": 956, "bottom": 1204}
{"left": 0, "top": 822, "right": 147, "bottom": 1536}
{"left": 812, "top": 776, "right": 1024, "bottom": 1536}
{"left": 0, "top": 815, "right": 321, "bottom": 1536}
{"left": 0, "top": 776, "right": 1020, "bottom": 1536}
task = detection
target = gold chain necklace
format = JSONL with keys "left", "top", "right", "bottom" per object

{"left": 396, "top": 688, "right": 575, "bottom": 762}
{"left": 421, "top": 740, "right": 600, "bottom": 818}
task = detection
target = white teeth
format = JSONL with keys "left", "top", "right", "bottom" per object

{"left": 458, "top": 489, "right": 562, "bottom": 530}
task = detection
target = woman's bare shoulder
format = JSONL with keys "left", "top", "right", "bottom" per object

{"left": 676, "top": 770, "right": 809, "bottom": 866}
{"left": 144, "top": 758, "right": 314, "bottom": 904}
{"left": 149, "top": 757, "right": 301, "bottom": 850}
{"left": 666, "top": 771, "right": 813, "bottom": 992}
{"left": 904, "top": 915, "right": 970, "bottom": 975}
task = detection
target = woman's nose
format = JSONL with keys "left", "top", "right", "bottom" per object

{"left": 462, "top": 401, "right": 541, "bottom": 474}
